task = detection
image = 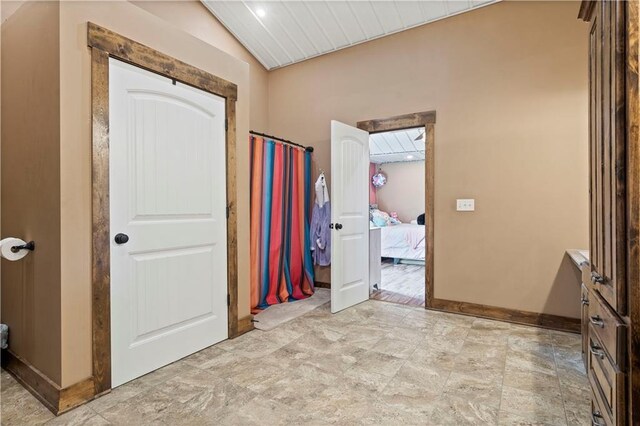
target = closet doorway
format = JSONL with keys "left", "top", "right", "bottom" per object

{"left": 357, "top": 111, "right": 435, "bottom": 309}
{"left": 89, "top": 23, "right": 239, "bottom": 394}
{"left": 109, "top": 58, "right": 229, "bottom": 387}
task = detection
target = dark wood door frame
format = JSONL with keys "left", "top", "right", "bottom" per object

{"left": 88, "top": 23, "right": 239, "bottom": 396}
{"left": 358, "top": 111, "right": 580, "bottom": 333}
{"left": 357, "top": 111, "right": 436, "bottom": 308}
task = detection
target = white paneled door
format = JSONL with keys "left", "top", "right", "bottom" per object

{"left": 330, "top": 121, "right": 370, "bottom": 313}
{"left": 109, "top": 59, "right": 228, "bottom": 387}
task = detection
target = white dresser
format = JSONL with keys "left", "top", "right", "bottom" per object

{"left": 369, "top": 227, "right": 382, "bottom": 293}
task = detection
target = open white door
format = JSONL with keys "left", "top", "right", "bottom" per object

{"left": 109, "top": 59, "right": 228, "bottom": 387}
{"left": 330, "top": 121, "right": 370, "bottom": 313}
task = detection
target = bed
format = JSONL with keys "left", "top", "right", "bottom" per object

{"left": 379, "top": 223, "right": 425, "bottom": 262}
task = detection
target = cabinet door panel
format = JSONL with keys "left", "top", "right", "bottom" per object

{"left": 590, "top": 0, "right": 627, "bottom": 314}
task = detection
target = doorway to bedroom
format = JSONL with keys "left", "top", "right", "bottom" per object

{"left": 368, "top": 127, "right": 426, "bottom": 307}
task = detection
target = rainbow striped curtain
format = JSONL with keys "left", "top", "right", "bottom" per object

{"left": 250, "top": 136, "right": 315, "bottom": 312}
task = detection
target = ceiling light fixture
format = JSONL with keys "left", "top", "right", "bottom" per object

{"left": 406, "top": 155, "right": 414, "bottom": 160}
{"left": 256, "top": 8, "right": 266, "bottom": 18}
{"left": 414, "top": 132, "right": 425, "bottom": 142}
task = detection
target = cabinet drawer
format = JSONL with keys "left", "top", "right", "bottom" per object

{"left": 587, "top": 290, "right": 626, "bottom": 367}
{"left": 588, "top": 330, "right": 625, "bottom": 426}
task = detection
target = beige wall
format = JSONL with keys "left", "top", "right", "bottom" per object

{"left": 269, "top": 1, "right": 589, "bottom": 319}
{"left": 375, "top": 161, "right": 425, "bottom": 223}
{"left": 1, "top": 1, "right": 62, "bottom": 385}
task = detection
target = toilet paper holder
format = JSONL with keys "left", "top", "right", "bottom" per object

{"left": 10, "top": 241, "right": 35, "bottom": 253}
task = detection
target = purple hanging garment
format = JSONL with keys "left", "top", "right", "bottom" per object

{"left": 310, "top": 201, "right": 331, "bottom": 266}
{"left": 310, "top": 173, "right": 331, "bottom": 265}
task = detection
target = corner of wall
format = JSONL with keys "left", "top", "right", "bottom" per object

{"left": 1, "top": 0, "right": 63, "bottom": 386}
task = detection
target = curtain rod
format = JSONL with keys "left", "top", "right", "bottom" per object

{"left": 250, "top": 130, "right": 314, "bottom": 152}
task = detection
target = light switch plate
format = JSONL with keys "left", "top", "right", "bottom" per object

{"left": 456, "top": 199, "right": 475, "bottom": 211}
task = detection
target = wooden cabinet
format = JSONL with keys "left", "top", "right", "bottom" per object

{"left": 587, "top": 0, "right": 626, "bottom": 315}
{"left": 580, "top": 1, "right": 640, "bottom": 425}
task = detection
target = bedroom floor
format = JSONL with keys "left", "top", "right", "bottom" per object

{"left": 1, "top": 300, "right": 589, "bottom": 425}
{"left": 371, "top": 259, "right": 425, "bottom": 307}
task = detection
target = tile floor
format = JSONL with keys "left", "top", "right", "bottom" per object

{"left": 1, "top": 300, "right": 590, "bottom": 425}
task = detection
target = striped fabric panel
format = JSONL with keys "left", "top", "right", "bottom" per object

{"left": 250, "top": 136, "right": 315, "bottom": 312}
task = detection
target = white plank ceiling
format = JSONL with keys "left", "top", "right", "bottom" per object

{"left": 202, "top": 1, "right": 499, "bottom": 70}
{"left": 370, "top": 127, "right": 425, "bottom": 164}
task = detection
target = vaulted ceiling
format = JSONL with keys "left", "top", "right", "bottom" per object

{"left": 370, "top": 127, "right": 425, "bottom": 164}
{"left": 202, "top": 1, "right": 498, "bottom": 70}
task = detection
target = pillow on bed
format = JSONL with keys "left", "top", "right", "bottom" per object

{"left": 370, "top": 209, "right": 402, "bottom": 227}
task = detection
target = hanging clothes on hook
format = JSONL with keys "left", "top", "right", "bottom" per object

{"left": 310, "top": 172, "right": 331, "bottom": 266}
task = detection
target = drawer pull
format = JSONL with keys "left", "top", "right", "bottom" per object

{"left": 591, "top": 271, "right": 605, "bottom": 284}
{"left": 589, "top": 342, "right": 606, "bottom": 359}
{"left": 591, "top": 410, "right": 605, "bottom": 426}
{"left": 590, "top": 315, "right": 605, "bottom": 327}
{"left": 581, "top": 296, "right": 590, "bottom": 306}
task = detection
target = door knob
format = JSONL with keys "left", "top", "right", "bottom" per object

{"left": 114, "top": 233, "right": 129, "bottom": 244}
{"left": 335, "top": 223, "right": 343, "bottom": 230}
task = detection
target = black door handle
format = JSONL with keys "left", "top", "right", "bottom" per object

{"left": 335, "top": 223, "right": 343, "bottom": 230}
{"left": 114, "top": 233, "right": 129, "bottom": 244}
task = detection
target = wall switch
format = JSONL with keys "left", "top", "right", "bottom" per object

{"left": 456, "top": 199, "right": 475, "bottom": 211}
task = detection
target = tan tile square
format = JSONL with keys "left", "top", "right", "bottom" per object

{"left": 562, "top": 383, "right": 591, "bottom": 426}
{"left": 505, "top": 349, "right": 556, "bottom": 376}
{"left": 183, "top": 345, "right": 247, "bottom": 371}
{"left": 429, "top": 395, "right": 499, "bottom": 425}
{"left": 498, "top": 409, "right": 567, "bottom": 426}
{"left": 557, "top": 364, "right": 589, "bottom": 390}
{"left": 0, "top": 374, "right": 55, "bottom": 426}
{"left": 100, "top": 388, "right": 181, "bottom": 425}
{"left": 409, "top": 347, "right": 458, "bottom": 371}
{"left": 45, "top": 406, "right": 98, "bottom": 426}
{"left": 381, "top": 361, "right": 450, "bottom": 408}
{"left": 342, "top": 368, "right": 393, "bottom": 397}
{"left": 350, "top": 349, "right": 407, "bottom": 378}
{"left": 88, "top": 380, "right": 151, "bottom": 414}
{"left": 503, "top": 363, "right": 561, "bottom": 395}
{"left": 214, "top": 396, "right": 295, "bottom": 426}
{"left": 443, "top": 372, "right": 503, "bottom": 408}
{"left": 370, "top": 337, "right": 418, "bottom": 359}
{"left": 135, "top": 360, "right": 200, "bottom": 388}
{"left": 500, "top": 385, "right": 565, "bottom": 420}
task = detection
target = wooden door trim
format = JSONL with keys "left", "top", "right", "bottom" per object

{"left": 88, "top": 23, "right": 239, "bottom": 397}
{"left": 357, "top": 111, "right": 436, "bottom": 309}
